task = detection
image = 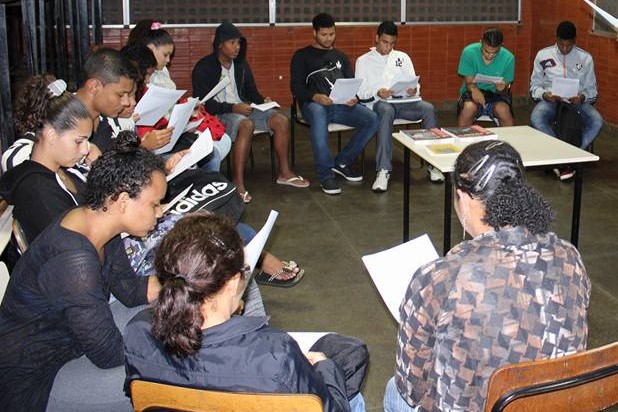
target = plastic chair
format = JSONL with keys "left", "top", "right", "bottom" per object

{"left": 130, "top": 380, "right": 324, "bottom": 412}
{"left": 484, "top": 341, "right": 618, "bottom": 412}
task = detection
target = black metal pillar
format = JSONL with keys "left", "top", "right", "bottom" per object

{"left": 0, "top": 3, "right": 14, "bottom": 151}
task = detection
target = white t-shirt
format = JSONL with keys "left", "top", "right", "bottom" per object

{"left": 215, "top": 62, "right": 242, "bottom": 104}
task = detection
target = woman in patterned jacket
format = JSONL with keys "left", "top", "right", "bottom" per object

{"left": 385, "top": 140, "right": 590, "bottom": 412}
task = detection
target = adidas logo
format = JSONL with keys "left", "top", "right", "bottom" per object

{"left": 168, "top": 181, "right": 232, "bottom": 215}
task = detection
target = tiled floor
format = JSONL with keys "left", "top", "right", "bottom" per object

{"left": 239, "top": 104, "right": 617, "bottom": 411}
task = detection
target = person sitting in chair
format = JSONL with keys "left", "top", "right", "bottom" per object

{"left": 457, "top": 28, "right": 515, "bottom": 127}
{"left": 384, "top": 141, "right": 590, "bottom": 412}
{"left": 529, "top": 20, "right": 604, "bottom": 180}
{"left": 124, "top": 213, "right": 365, "bottom": 412}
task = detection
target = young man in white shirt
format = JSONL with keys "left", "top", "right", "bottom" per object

{"left": 356, "top": 21, "right": 440, "bottom": 191}
{"left": 529, "top": 20, "right": 604, "bottom": 180}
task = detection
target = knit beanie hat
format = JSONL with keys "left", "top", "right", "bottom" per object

{"left": 213, "top": 21, "right": 246, "bottom": 60}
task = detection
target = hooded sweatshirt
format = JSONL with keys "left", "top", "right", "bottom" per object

{"left": 192, "top": 21, "right": 264, "bottom": 115}
{"left": 0, "top": 160, "right": 86, "bottom": 243}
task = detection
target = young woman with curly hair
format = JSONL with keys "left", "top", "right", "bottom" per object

{"left": 385, "top": 140, "right": 590, "bottom": 412}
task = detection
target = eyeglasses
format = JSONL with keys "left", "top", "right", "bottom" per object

{"left": 481, "top": 47, "right": 500, "bottom": 58}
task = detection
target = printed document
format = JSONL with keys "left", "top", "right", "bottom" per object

{"left": 362, "top": 234, "right": 439, "bottom": 320}
{"left": 390, "top": 76, "right": 420, "bottom": 96}
{"left": 154, "top": 98, "right": 198, "bottom": 155}
{"left": 183, "top": 117, "right": 204, "bottom": 133}
{"left": 251, "top": 101, "right": 280, "bottom": 111}
{"left": 162, "top": 184, "right": 193, "bottom": 213}
{"left": 329, "top": 78, "right": 363, "bottom": 104}
{"left": 473, "top": 74, "right": 504, "bottom": 85}
{"left": 166, "top": 128, "right": 214, "bottom": 181}
{"left": 200, "top": 76, "right": 231, "bottom": 103}
{"left": 287, "top": 332, "right": 332, "bottom": 352}
{"left": 551, "top": 77, "right": 580, "bottom": 98}
{"left": 244, "top": 210, "right": 278, "bottom": 273}
{"left": 134, "top": 85, "right": 185, "bottom": 126}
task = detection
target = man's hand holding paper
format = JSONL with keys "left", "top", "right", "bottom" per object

{"left": 329, "top": 78, "right": 362, "bottom": 104}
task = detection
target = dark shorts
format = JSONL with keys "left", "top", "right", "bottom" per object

{"left": 458, "top": 90, "right": 513, "bottom": 119}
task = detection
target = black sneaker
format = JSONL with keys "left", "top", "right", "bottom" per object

{"left": 331, "top": 164, "right": 363, "bottom": 182}
{"left": 320, "top": 177, "right": 342, "bottom": 195}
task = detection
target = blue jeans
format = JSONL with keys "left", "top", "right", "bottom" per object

{"left": 199, "top": 133, "right": 232, "bottom": 172}
{"left": 301, "top": 102, "right": 378, "bottom": 182}
{"left": 530, "top": 100, "right": 604, "bottom": 149}
{"left": 373, "top": 100, "right": 438, "bottom": 171}
{"left": 349, "top": 392, "right": 366, "bottom": 412}
{"left": 383, "top": 377, "right": 420, "bottom": 412}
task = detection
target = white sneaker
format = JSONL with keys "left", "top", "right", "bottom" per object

{"left": 372, "top": 169, "right": 390, "bottom": 192}
{"left": 427, "top": 165, "right": 445, "bottom": 183}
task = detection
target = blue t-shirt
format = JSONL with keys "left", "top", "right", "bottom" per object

{"left": 458, "top": 42, "right": 515, "bottom": 95}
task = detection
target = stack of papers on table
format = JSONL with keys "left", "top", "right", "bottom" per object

{"left": 362, "top": 234, "right": 439, "bottom": 320}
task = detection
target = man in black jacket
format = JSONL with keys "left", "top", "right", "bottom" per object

{"left": 290, "top": 13, "right": 378, "bottom": 195}
{"left": 192, "top": 22, "right": 308, "bottom": 204}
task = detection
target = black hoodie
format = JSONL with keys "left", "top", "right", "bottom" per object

{"left": 0, "top": 160, "right": 85, "bottom": 243}
{"left": 192, "top": 21, "right": 264, "bottom": 115}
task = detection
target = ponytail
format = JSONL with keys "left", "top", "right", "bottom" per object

{"left": 152, "top": 277, "right": 203, "bottom": 357}
{"left": 151, "top": 213, "right": 244, "bottom": 357}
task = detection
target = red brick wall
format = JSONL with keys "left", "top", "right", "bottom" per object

{"left": 102, "top": 0, "right": 617, "bottom": 123}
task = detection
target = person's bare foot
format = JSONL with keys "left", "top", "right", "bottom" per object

{"left": 235, "top": 182, "right": 252, "bottom": 203}
{"left": 260, "top": 253, "right": 300, "bottom": 280}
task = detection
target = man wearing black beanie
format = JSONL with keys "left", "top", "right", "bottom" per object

{"left": 192, "top": 22, "right": 309, "bottom": 204}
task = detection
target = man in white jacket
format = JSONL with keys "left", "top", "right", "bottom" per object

{"left": 356, "top": 21, "right": 439, "bottom": 192}
{"left": 530, "top": 20, "right": 604, "bottom": 180}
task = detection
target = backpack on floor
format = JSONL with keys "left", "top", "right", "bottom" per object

{"left": 553, "top": 102, "right": 582, "bottom": 147}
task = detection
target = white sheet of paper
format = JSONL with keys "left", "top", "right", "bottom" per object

{"left": 390, "top": 76, "right": 420, "bottom": 96}
{"left": 473, "top": 74, "right": 504, "bottom": 85}
{"left": 551, "top": 77, "right": 580, "bottom": 98}
{"left": 154, "top": 98, "right": 198, "bottom": 155}
{"left": 199, "top": 76, "right": 232, "bottom": 103}
{"left": 162, "top": 184, "right": 193, "bottom": 213}
{"left": 134, "top": 85, "right": 185, "bottom": 126}
{"left": 244, "top": 210, "right": 278, "bottom": 273}
{"left": 166, "top": 128, "right": 214, "bottom": 181}
{"left": 251, "top": 101, "right": 280, "bottom": 111}
{"left": 583, "top": 0, "right": 618, "bottom": 30}
{"left": 287, "top": 332, "right": 332, "bottom": 353}
{"left": 183, "top": 117, "right": 204, "bottom": 133}
{"left": 382, "top": 96, "right": 422, "bottom": 104}
{"left": 362, "top": 234, "right": 439, "bottom": 320}
{"left": 329, "top": 78, "right": 363, "bottom": 104}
